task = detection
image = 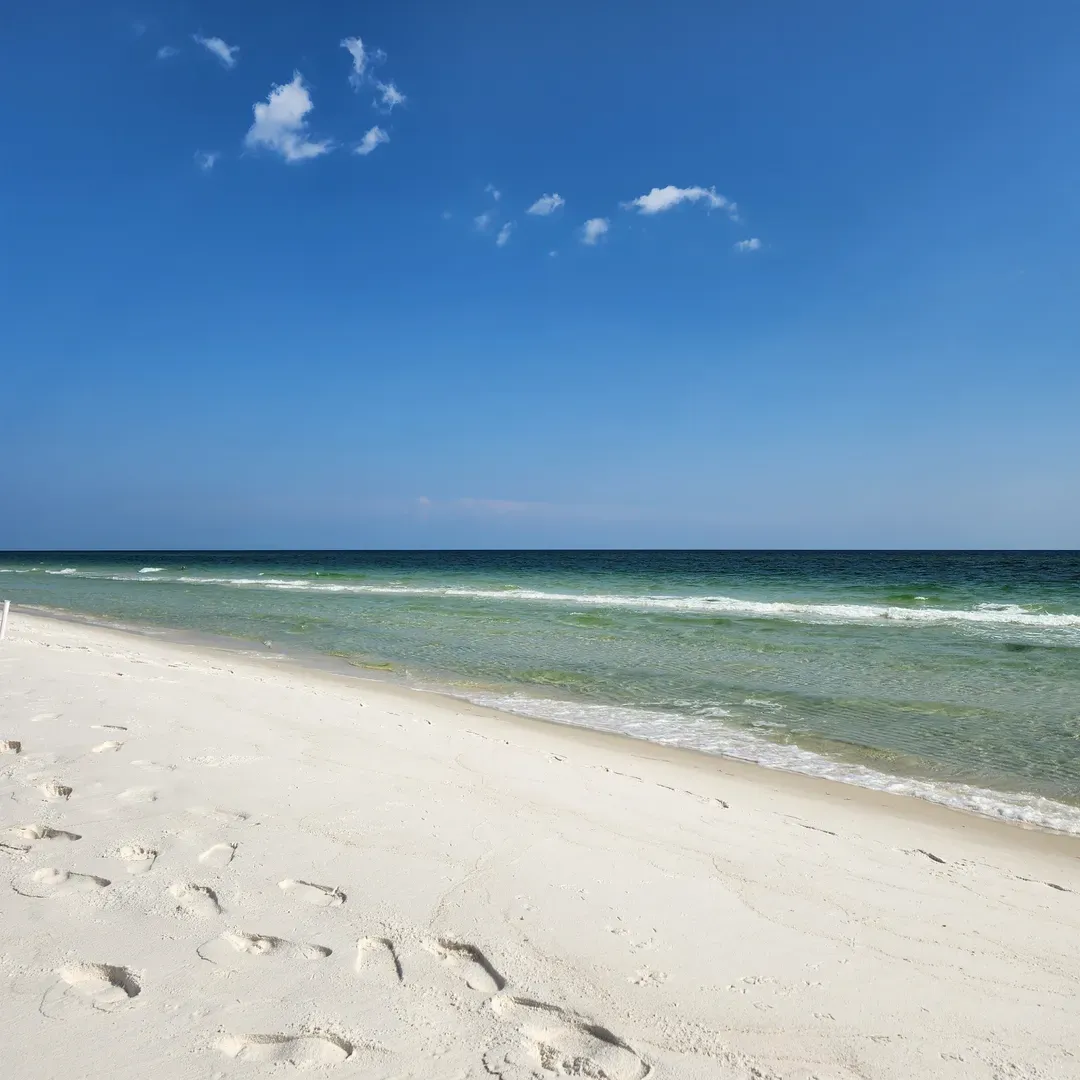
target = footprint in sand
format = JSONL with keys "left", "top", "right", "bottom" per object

{"left": 198, "top": 843, "right": 237, "bottom": 868}
{"left": 91, "top": 740, "right": 123, "bottom": 753}
{"left": 1, "top": 740, "right": 21, "bottom": 754}
{"left": 355, "top": 936, "right": 403, "bottom": 982}
{"left": 217, "top": 1033, "right": 352, "bottom": 1066}
{"left": 13, "top": 868, "right": 111, "bottom": 898}
{"left": 188, "top": 806, "right": 252, "bottom": 824}
{"left": 629, "top": 968, "right": 668, "bottom": 987}
{"left": 198, "top": 931, "right": 332, "bottom": 967}
{"left": 422, "top": 939, "right": 504, "bottom": 993}
{"left": 118, "top": 787, "right": 157, "bottom": 803}
{"left": 487, "top": 995, "right": 649, "bottom": 1080}
{"left": 44, "top": 964, "right": 141, "bottom": 1014}
{"left": 278, "top": 879, "right": 345, "bottom": 908}
{"left": 116, "top": 845, "right": 157, "bottom": 874}
{"left": 12, "top": 824, "right": 81, "bottom": 843}
{"left": 30, "top": 713, "right": 60, "bottom": 724}
{"left": 170, "top": 882, "right": 221, "bottom": 917}
{"left": 39, "top": 780, "right": 73, "bottom": 801}
{"left": 131, "top": 760, "right": 176, "bottom": 773}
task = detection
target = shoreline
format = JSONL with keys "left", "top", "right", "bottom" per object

{"left": 2, "top": 609, "right": 1079, "bottom": 1078}
{"left": 12, "top": 604, "right": 1080, "bottom": 847}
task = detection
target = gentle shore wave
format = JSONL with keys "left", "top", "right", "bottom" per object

{"left": 457, "top": 691, "right": 1080, "bottom": 836}
{"left": 10, "top": 567, "right": 1080, "bottom": 632}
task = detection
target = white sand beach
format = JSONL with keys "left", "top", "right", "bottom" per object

{"left": 1, "top": 610, "right": 1078, "bottom": 1079}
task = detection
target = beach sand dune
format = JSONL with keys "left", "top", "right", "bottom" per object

{"left": 1, "top": 612, "right": 1077, "bottom": 1078}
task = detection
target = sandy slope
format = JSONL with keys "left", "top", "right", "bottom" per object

{"left": 1, "top": 611, "right": 1078, "bottom": 1080}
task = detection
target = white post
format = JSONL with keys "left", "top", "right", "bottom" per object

{"left": 0, "top": 601, "right": 9, "bottom": 641}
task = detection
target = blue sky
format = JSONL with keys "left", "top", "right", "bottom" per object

{"left": 3, "top": 1, "right": 1079, "bottom": 548}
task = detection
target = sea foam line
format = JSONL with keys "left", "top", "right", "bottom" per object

{"left": 161, "top": 577, "right": 1080, "bottom": 630}
{"left": 458, "top": 691, "right": 1080, "bottom": 836}
{"left": 15, "top": 570, "right": 1080, "bottom": 632}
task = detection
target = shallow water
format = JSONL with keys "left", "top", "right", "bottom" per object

{"left": 3, "top": 550, "right": 1079, "bottom": 832}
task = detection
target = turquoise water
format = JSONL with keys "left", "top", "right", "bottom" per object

{"left": 4, "top": 550, "right": 1080, "bottom": 832}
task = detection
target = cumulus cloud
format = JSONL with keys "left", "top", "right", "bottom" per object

{"left": 193, "top": 34, "right": 239, "bottom": 68}
{"left": 485, "top": 183, "right": 501, "bottom": 202}
{"left": 341, "top": 36, "right": 367, "bottom": 88}
{"left": 496, "top": 222, "right": 514, "bottom": 247}
{"left": 355, "top": 125, "right": 389, "bottom": 156}
{"left": 734, "top": 238, "right": 761, "bottom": 252}
{"left": 474, "top": 211, "right": 494, "bottom": 231}
{"left": 581, "top": 217, "right": 610, "bottom": 245}
{"left": 625, "top": 185, "right": 736, "bottom": 218}
{"left": 526, "top": 193, "right": 565, "bottom": 216}
{"left": 156, "top": 45, "right": 178, "bottom": 60}
{"left": 244, "top": 73, "right": 332, "bottom": 163}
{"left": 376, "top": 80, "right": 406, "bottom": 110}
{"left": 194, "top": 151, "right": 220, "bottom": 172}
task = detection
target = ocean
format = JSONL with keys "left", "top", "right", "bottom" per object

{"left": 3, "top": 550, "right": 1079, "bottom": 834}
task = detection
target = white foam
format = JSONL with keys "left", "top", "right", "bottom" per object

{"left": 138, "top": 567, "right": 164, "bottom": 574}
{"left": 459, "top": 691, "right": 1080, "bottom": 836}
{"left": 45, "top": 568, "right": 78, "bottom": 576}
{"left": 153, "top": 577, "right": 1080, "bottom": 634}
{"left": 176, "top": 577, "right": 309, "bottom": 587}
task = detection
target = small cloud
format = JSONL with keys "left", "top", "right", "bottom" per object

{"left": 485, "top": 183, "right": 501, "bottom": 202}
{"left": 194, "top": 151, "right": 220, "bottom": 172}
{"left": 474, "top": 211, "right": 494, "bottom": 231}
{"left": 526, "top": 193, "right": 565, "bottom": 216}
{"left": 441, "top": 210, "right": 453, "bottom": 220}
{"left": 549, "top": 250, "right": 558, "bottom": 257}
{"left": 341, "top": 36, "right": 367, "bottom": 89}
{"left": 133, "top": 21, "right": 148, "bottom": 38}
{"left": 734, "top": 238, "right": 761, "bottom": 252}
{"left": 375, "top": 80, "right": 406, "bottom": 110}
{"left": 193, "top": 34, "right": 239, "bottom": 69}
{"left": 625, "top": 184, "right": 736, "bottom": 218}
{"left": 245, "top": 73, "right": 332, "bottom": 163}
{"left": 496, "top": 222, "right": 514, "bottom": 247}
{"left": 581, "top": 217, "right": 610, "bottom": 245}
{"left": 156, "top": 45, "right": 179, "bottom": 60}
{"left": 355, "top": 125, "right": 389, "bottom": 156}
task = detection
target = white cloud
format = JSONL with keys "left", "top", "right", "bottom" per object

{"left": 474, "top": 211, "right": 494, "bottom": 231}
{"left": 156, "top": 45, "right": 178, "bottom": 60}
{"left": 496, "top": 222, "right": 514, "bottom": 247}
{"left": 581, "top": 217, "right": 610, "bottom": 245}
{"left": 195, "top": 151, "right": 220, "bottom": 172}
{"left": 734, "top": 238, "right": 761, "bottom": 252}
{"left": 485, "top": 183, "right": 501, "bottom": 202}
{"left": 193, "top": 34, "right": 239, "bottom": 68}
{"left": 526, "top": 193, "right": 565, "bottom": 216}
{"left": 341, "top": 37, "right": 368, "bottom": 89}
{"left": 625, "top": 185, "right": 736, "bottom": 218}
{"left": 355, "top": 125, "right": 389, "bottom": 156}
{"left": 244, "top": 73, "right": 332, "bottom": 163}
{"left": 376, "top": 81, "right": 406, "bottom": 110}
